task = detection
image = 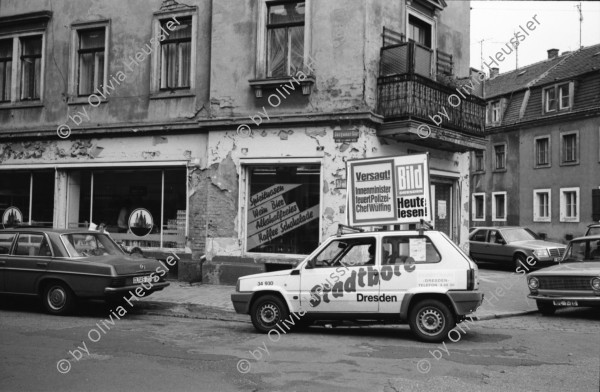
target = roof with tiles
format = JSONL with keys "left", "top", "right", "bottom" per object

{"left": 484, "top": 43, "right": 600, "bottom": 128}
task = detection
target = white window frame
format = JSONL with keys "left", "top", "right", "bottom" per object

{"left": 238, "top": 157, "right": 323, "bottom": 258}
{"left": 560, "top": 130, "right": 579, "bottom": 165}
{"left": 256, "top": 0, "right": 312, "bottom": 79}
{"left": 543, "top": 81, "right": 574, "bottom": 113}
{"left": 534, "top": 135, "right": 551, "bottom": 168}
{"left": 68, "top": 21, "right": 110, "bottom": 103}
{"left": 533, "top": 189, "right": 551, "bottom": 222}
{"left": 471, "top": 192, "right": 485, "bottom": 222}
{"left": 560, "top": 187, "right": 580, "bottom": 222}
{"left": 491, "top": 191, "right": 507, "bottom": 222}
{"left": 558, "top": 83, "right": 571, "bottom": 110}
{"left": 150, "top": 7, "right": 197, "bottom": 95}
{"left": 0, "top": 31, "right": 46, "bottom": 105}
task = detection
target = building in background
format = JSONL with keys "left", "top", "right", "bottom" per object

{"left": 470, "top": 44, "right": 600, "bottom": 243}
{"left": 0, "top": 0, "right": 485, "bottom": 284}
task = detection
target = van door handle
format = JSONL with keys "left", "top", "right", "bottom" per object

{"left": 37, "top": 262, "right": 48, "bottom": 267}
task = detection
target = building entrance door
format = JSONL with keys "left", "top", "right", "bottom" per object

{"left": 430, "top": 179, "right": 455, "bottom": 241}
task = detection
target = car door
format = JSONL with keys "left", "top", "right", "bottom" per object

{"left": 483, "top": 229, "right": 507, "bottom": 263}
{"left": 300, "top": 236, "right": 379, "bottom": 313}
{"left": 4, "top": 232, "right": 51, "bottom": 294}
{"left": 0, "top": 232, "right": 18, "bottom": 292}
{"left": 469, "top": 229, "right": 488, "bottom": 260}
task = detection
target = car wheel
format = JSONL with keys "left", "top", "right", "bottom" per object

{"left": 42, "top": 282, "right": 75, "bottom": 315}
{"left": 514, "top": 254, "right": 528, "bottom": 271}
{"left": 250, "top": 295, "right": 289, "bottom": 333}
{"left": 536, "top": 300, "right": 556, "bottom": 316}
{"left": 409, "top": 299, "right": 455, "bottom": 343}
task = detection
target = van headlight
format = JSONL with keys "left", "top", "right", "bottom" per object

{"left": 528, "top": 277, "right": 539, "bottom": 290}
{"left": 533, "top": 249, "right": 549, "bottom": 258}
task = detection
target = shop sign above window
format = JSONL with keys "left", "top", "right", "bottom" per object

{"left": 2, "top": 206, "right": 23, "bottom": 226}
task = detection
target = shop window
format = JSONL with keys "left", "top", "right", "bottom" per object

{"left": 492, "top": 192, "right": 507, "bottom": 222}
{"left": 560, "top": 187, "right": 579, "bottom": 222}
{"left": 74, "top": 168, "right": 187, "bottom": 250}
{"left": 533, "top": 189, "right": 551, "bottom": 222}
{"left": 246, "top": 165, "right": 319, "bottom": 255}
{"left": 0, "top": 171, "right": 54, "bottom": 228}
{"left": 472, "top": 193, "right": 485, "bottom": 221}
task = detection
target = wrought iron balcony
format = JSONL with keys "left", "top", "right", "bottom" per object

{"left": 376, "top": 31, "right": 486, "bottom": 139}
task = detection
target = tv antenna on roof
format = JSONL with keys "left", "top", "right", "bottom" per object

{"left": 576, "top": 2, "right": 583, "bottom": 49}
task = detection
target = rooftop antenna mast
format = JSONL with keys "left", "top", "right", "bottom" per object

{"left": 513, "top": 31, "right": 520, "bottom": 70}
{"left": 576, "top": 2, "right": 583, "bottom": 49}
{"left": 477, "top": 38, "right": 492, "bottom": 71}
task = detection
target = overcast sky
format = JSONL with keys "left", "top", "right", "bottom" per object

{"left": 469, "top": 0, "right": 600, "bottom": 74}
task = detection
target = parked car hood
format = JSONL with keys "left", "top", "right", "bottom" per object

{"left": 82, "top": 255, "right": 164, "bottom": 275}
{"left": 510, "top": 240, "right": 565, "bottom": 249}
{"left": 530, "top": 262, "right": 600, "bottom": 276}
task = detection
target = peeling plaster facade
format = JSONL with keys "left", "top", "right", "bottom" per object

{"left": 0, "top": 0, "right": 481, "bottom": 284}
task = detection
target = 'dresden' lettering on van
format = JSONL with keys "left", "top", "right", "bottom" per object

{"left": 357, "top": 293, "right": 397, "bottom": 302}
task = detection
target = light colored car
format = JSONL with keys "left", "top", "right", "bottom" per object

{"left": 231, "top": 227, "right": 483, "bottom": 343}
{"left": 469, "top": 226, "right": 566, "bottom": 270}
{"left": 527, "top": 235, "right": 600, "bottom": 315}
{"left": 0, "top": 229, "right": 169, "bottom": 315}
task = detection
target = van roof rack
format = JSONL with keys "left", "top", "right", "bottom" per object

{"left": 337, "top": 224, "right": 364, "bottom": 236}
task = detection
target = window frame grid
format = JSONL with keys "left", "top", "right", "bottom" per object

{"left": 533, "top": 135, "right": 551, "bottom": 168}
{"left": 559, "top": 187, "right": 580, "bottom": 222}
{"left": 493, "top": 143, "right": 507, "bottom": 171}
{"left": 491, "top": 191, "right": 507, "bottom": 222}
{"left": 560, "top": 130, "right": 579, "bottom": 166}
{"left": 471, "top": 192, "right": 486, "bottom": 222}
{"left": 533, "top": 188, "right": 551, "bottom": 222}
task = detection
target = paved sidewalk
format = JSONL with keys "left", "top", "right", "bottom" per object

{"left": 137, "top": 269, "right": 538, "bottom": 321}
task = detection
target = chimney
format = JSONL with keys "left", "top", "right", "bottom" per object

{"left": 490, "top": 67, "right": 499, "bottom": 79}
{"left": 547, "top": 49, "right": 559, "bottom": 59}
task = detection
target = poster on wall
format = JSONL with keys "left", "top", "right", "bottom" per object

{"left": 347, "top": 154, "right": 432, "bottom": 226}
{"left": 246, "top": 184, "right": 319, "bottom": 252}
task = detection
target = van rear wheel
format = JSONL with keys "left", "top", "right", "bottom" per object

{"left": 409, "top": 299, "right": 455, "bottom": 343}
{"left": 250, "top": 295, "right": 289, "bottom": 333}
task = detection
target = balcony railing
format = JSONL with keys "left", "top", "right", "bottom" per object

{"left": 377, "top": 73, "right": 486, "bottom": 136}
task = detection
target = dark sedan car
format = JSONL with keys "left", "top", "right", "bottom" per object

{"left": 0, "top": 229, "right": 169, "bottom": 315}
{"left": 469, "top": 226, "right": 566, "bottom": 270}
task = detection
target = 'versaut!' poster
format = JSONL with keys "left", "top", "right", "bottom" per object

{"left": 347, "top": 154, "right": 431, "bottom": 226}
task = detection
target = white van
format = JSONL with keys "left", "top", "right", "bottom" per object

{"left": 231, "top": 228, "right": 483, "bottom": 342}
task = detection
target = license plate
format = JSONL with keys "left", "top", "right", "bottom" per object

{"left": 553, "top": 257, "right": 561, "bottom": 262}
{"left": 133, "top": 276, "right": 151, "bottom": 284}
{"left": 553, "top": 300, "right": 578, "bottom": 306}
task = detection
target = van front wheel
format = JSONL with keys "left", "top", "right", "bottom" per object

{"left": 250, "top": 295, "right": 289, "bottom": 333}
{"left": 409, "top": 299, "right": 455, "bottom": 343}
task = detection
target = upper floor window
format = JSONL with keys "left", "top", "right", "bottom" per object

{"left": 0, "top": 39, "right": 12, "bottom": 102}
{"left": 494, "top": 143, "right": 506, "bottom": 171}
{"left": 77, "top": 28, "right": 106, "bottom": 96}
{"left": 160, "top": 17, "right": 191, "bottom": 89}
{"left": 150, "top": 9, "right": 197, "bottom": 96}
{"left": 534, "top": 136, "right": 550, "bottom": 167}
{"left": 267, "top": 1, "right": 305, "bottom": 77}
{"left": 491, "top": 100, "right": 501, "bottom": 123}
{"left": 543, "top": 82, "right": 572, "bottom": 113}
{"left": 474, "top": 150, "right": 484, "bottom": 172}
{"left": 560, "top": 131, "right": 579, "bottom": 165}
{"left": 19, "top": 36, "right": 43, "bottom": 101}
{"left": 408, "top": 14, "right": 431, "bottom": 48}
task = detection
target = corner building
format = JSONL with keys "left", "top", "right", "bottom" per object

{"left": 0, "top": 0, "right": 485, "bottom": 283}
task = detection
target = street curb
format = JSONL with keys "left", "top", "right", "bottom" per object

{"left": 473, "top": 310, "right": 538, "bottom": 321}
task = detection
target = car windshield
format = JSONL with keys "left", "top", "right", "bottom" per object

{"left": 61, "top": 233, "right": 125, "bottom": 257}
{"left": 501, "top": 228, "right": 537, "bottom": 243}
{"left": 587, "top": 227, "right": 600, "bottom": 236}
{"left": 562, "top": 239, "right": 600, "bottom": 263}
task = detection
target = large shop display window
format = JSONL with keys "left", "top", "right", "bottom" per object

{"left": 246, "top": 165, "right": 319, "bottom": 255}
{"left": 71, "top": 168, "right": 186, "bottom": 250}
{"left": 0, "top": 171, "right": 54, "bottom": 227}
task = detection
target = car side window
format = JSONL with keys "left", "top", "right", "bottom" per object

{"left": 383, "top": 236, "right": 441, "bottom": 264}
{"left": 471, "top": 230, "right": 487, "bottom": 242}
{"left": 488, "top": 230, "right": 504, "bottom": 244}
{"left": 14, "top": 234, "right": 46, "bottom": 256}
{"left": 312, "top": 238, "right": 376, "bottom": 268}
{"left": 0, "top": 233, "right": 16, "bottom": 254}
